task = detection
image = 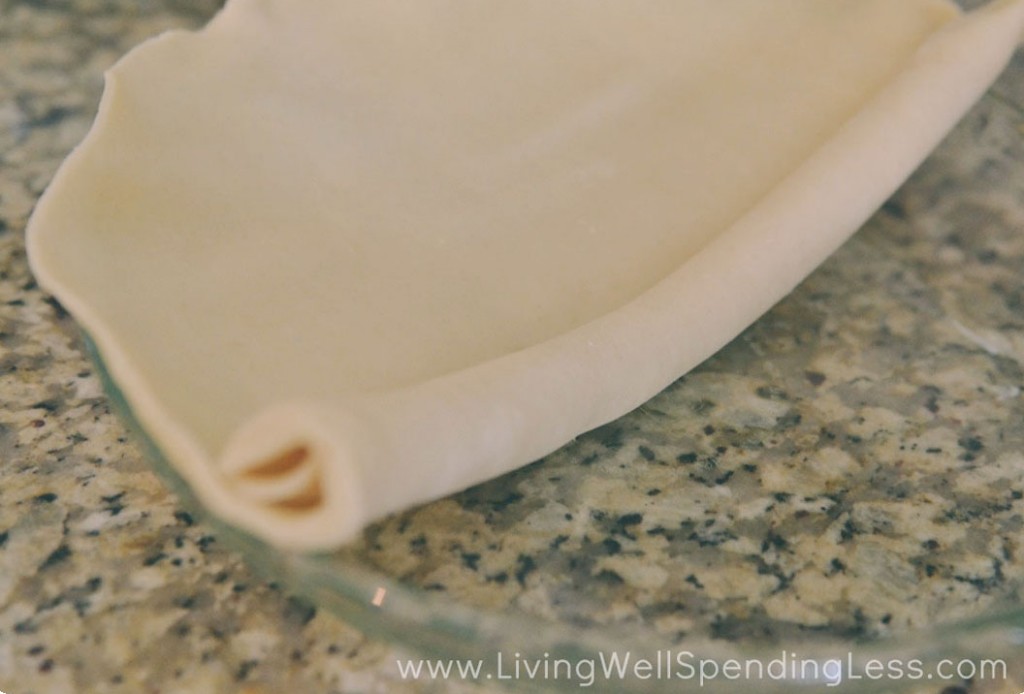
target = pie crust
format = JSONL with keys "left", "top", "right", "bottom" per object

{"left": 27, "top": 0, "right": 1024, "bottom": 548}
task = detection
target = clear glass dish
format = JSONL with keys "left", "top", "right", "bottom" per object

{"left": 82, "top": 76, "right": 1024, "bottom": 689}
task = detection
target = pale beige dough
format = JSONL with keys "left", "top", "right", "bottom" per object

{"left": 27, "top": 0, "right": 1024, "bottom": 548}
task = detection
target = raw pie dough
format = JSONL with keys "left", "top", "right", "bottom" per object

{"left": 27, "top": 0, "right": 1024, "bottom": 549}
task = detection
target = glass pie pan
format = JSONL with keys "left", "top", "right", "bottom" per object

{"left": 78, "top": 75, "right": 1024, "bottom": 689}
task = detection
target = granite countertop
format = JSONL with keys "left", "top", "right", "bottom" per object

{"left": 2, "top": 2, "right": 1024, "bottom": 693}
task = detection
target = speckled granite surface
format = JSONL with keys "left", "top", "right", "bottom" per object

{"left": 2, "top": 2, "right": 1023, "bottom": 693}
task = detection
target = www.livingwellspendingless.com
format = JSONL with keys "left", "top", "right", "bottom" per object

{"left": 395, "top": 650, "right": 1008, "bottom": 688}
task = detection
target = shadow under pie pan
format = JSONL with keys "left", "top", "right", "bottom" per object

{"left": 27, "top": 0, "right": 1024, "bottom": 690}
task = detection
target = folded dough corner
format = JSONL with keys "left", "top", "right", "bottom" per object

{"left": 26, "top": 0, "right": 1024, "bottom": 549}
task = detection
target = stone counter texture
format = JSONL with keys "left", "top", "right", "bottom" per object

{"left": 2, "top": 1, "right": 1024, "bottom": 693}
